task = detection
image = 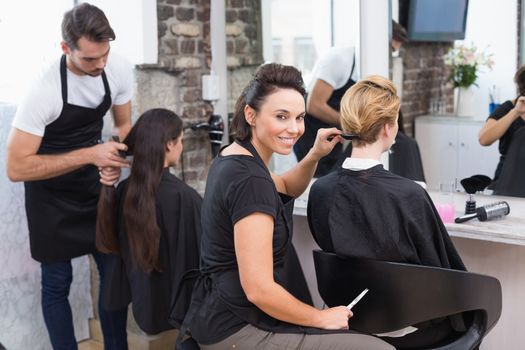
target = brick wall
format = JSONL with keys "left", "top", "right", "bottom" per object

{"left": 225, "top": 0, "right": 264, "bottom": 113}
{"left": 132, "top": 0, "right": 213, "bottom": 193}
{"left": 400, "top": 42, "right": 454, "bottom": 136}
{"left": 132, "top": 0, "right": 263, "bottom": 191}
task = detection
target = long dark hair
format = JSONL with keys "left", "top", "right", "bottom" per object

{"left": 231, "top": 63, "right": 306, "bottom": 141}
{"left": 96, "top": 108, "right": 183, "bottom": 273}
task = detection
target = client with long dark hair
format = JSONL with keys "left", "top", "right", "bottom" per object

{"left": 97, "top": 108, "right": 202, "bottom": 334}
{"left": 181, "top": 64, "right": 393, "bottom": 349}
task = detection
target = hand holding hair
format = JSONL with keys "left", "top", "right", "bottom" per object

{"left": 99, "top": 166, "right": 121, "bottom": 186}
{"left": 91, "top": 141, "right": 129, "bottom": 169}
{"left": 514, "top": 95, "right": 525, "bottom": 115}
{"left": 309, "top": 128, "right": 343, "bottom": 160}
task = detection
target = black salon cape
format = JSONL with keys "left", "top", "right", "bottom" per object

{"left": 494, "top": 126, "right": 525, "bottom": 197}
{"left": 102, "top": 169, "right": 202, "bottom": 334}
{"left": 308, "top": 166, "right": 467, "bottom": 343}
{"left": 308, "top": 165, "right": 465, "bottom": 270}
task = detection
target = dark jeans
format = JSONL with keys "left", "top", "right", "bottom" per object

{"left": 41, "top": 252, "right": 128, "bottom": 350}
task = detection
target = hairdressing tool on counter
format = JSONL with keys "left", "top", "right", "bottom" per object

{"left": 454, "top": 201, "right": 510, "bottom": 223}
{"left": 346, "top": 288, "right": 369, "bottom": 311}
{"left": 460, "top": 175, "right": 492, "bottom": 214}
{"left": 327, "top": 133, "right": 359, "bottom": 142}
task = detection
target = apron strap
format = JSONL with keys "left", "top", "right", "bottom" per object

{"left": 59, "top": 54, "right": 112, "bottom": 103}
{"left": 60, "top": 55, "right": 68, "bottom": 103}
{"left": 235, "top": 139, "right": 270, "bottom": 176}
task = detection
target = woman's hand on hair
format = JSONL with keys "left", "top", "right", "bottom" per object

{"left": 99, "top": 166, "right": 121, "bottom": 186}
{"left": 515, "top": 96, "right": 525, "bottom": 118}
{"left": 310, "top": 128, "right": 343, "bottom": 161}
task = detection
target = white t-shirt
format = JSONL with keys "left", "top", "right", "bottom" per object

{"left": 307, "top": 46, "right": 357, "bottom": 92}
{"left": 12, "top": 53, "right": 133, "bottom": 137}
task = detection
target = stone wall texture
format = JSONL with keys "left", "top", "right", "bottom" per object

{"left": 132, "top": 0, "right": 214, "bottom": 193}
{"left": 131, "top": 0, "right": 263, "bottom": 192}
{"left": 400, "top": 42, "right": 454, "bottom": 136}
{"left": 225, "top": 0, "right": 264, "bottom": 115}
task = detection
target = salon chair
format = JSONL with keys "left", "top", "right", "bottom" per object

{"left": 313, "top": 249, "right": 502, "bottom": 350}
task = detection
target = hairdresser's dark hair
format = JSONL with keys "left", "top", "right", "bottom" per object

{"left": 62, "top": 3, "right": 115, "bottom": 50}
{"left": 231, "top": 63, "right": 306, "bottom": 141}
{"left": 96, "top": 108, "right": 183, "bottom": 273}
{"left": 392, "top": 20, "right": 408, "bottom": 45}
{"left": 515, "top": 65, "right": 525, "bottom": 96}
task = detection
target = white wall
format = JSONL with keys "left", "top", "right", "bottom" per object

{"left": 0, "top": 0, "right": 73, "bottom": 103}
{"left": 87, "top": 0, "right": 158, "bottom": 65}
{"left": 462, "top": 0, "right": 517, "bottom": 119}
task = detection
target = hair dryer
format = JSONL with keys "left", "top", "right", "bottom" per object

{"left": 185, "top": 114, "right": 224, "bottom": 157}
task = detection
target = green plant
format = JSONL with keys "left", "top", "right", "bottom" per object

{"left": 444, "top": 43, "right": 493, "bottom": 88}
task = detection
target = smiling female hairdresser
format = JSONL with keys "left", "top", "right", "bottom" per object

{"left": 181, "top": 63, "right": 394, "bottom": 350}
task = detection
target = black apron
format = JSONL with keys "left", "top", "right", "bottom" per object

{"left": 24, "top": 55, "right": 111, "bottom": 263}
{"left": 294, "top": 58, "right": 356, "bottom": 177}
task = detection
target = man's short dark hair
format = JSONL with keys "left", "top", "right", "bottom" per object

{"left": 61, "top": 3, "right": 115, "bottom": 50}
{"left": 392, "top": 20, "right": 408, "bottom": 44}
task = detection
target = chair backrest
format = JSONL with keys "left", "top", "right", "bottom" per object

{"left": 313, "top": 250, "right": 502, "bottom": 336}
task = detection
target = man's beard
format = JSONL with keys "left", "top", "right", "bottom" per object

{"left": 71, "top": 58, "right": 104, "bottom": 77}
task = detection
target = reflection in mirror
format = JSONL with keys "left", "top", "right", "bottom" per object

{"left": 260, "top": 0, "right": 360, "bottom": 175}
{"left": 392, "top": 0, "right": 524, "bottom": 197}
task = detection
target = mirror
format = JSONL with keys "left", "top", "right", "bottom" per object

{"left": 392, "top": 0, "right": 524, "bottom": 197}
{"left": 223, "top": 0, "right": 523, "bottom": 195}
{"left": 225, "top": 0, "right": 361, "bottom": 175}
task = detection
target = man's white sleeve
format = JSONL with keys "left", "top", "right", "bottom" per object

{"left": 11, "top": 81, "right": 61, "bottom": 137}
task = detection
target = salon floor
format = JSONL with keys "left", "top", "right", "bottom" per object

{"left": 78, "top": 340, "right": 103, "bottom": 350}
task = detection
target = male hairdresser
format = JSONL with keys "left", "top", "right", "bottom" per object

{"left": 294, "top": 21, "right": 408, "bottom": 177}
{"left": 6, "top": 3, "right": 131, "bottom": 349}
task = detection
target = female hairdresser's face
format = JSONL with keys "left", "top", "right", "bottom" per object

{"left": 250, "top": 88, "right": 305, "bottom": 156}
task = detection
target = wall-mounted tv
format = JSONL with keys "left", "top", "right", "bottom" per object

{"left": 399, "top": 0, "right": 469, "bottom": 42}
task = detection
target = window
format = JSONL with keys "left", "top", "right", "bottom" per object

{"left": 0, "top": 1, "right": 74, "bottom": 103}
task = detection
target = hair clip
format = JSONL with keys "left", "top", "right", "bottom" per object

{"left": 327, "top": 133, "right": 359, "bottom": 141}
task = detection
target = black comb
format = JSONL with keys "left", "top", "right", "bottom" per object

{"left": 327, "top": 133, "right": 359, "bottom": 142}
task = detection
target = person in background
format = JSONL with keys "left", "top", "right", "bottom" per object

{"left": 308, "top": 76, "right": 466, "bottom": 349}
{"left": 294, "top": 21, "right": 408, "bottom": 177}
{"left": 6, "top": 3, "right": 132, "bottom": 349}
{"left": 180, "top": 63, "right": 394, "bottom": 350}
{"left": 388, "top": 110, "right": 426, "bottom": 183}
{"left": 97, "top": 109, "right": 202, "bottom": 336}
{"left": 479, "top": 65, "right": 525, "bottom": 184}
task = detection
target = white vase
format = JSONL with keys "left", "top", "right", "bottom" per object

{"left": 455, "top": 86, "right": 475, "bottom": 117}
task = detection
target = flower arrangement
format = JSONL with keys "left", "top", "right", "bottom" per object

{"left": 444, "top": 43, "right": 494, "bottom": 88}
